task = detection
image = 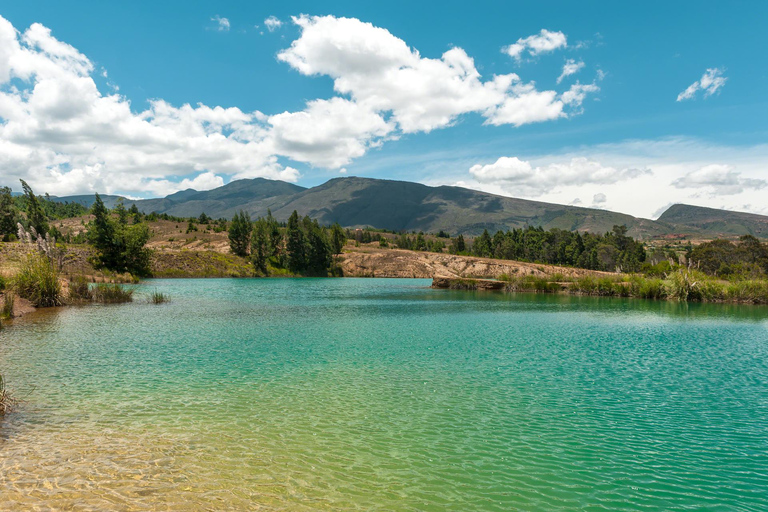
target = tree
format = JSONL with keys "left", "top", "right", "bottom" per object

{"left": 228, "top": 210, "right": 252, "bottom": 257}
{"left": 450, "top": 234, "right": 466, "bottom": 254}
{"left": 129, "top": 204, "right": 142, "bottom": 224}
{"left": 20, "top": 180, "right": 48, "bottom": 236}
{"left": 0, "top": 187, "right": 17, "bottom": 240}
{"left": 330, "top": 223, "right": 346, "bottom": 254}
{"left": 88, "top": 194, "right": 151, "bottom": 275}
{"left": 114, "top": 198, "right": 128, "bottom": 225}
{"left": 306, "top": 219, "right": 332, "bottom": 275}
{"left": 251, "top": 219, "right": 271, "bottom": 275}
{"left": 286, "top": 210, "right": 307, "bottom": 273}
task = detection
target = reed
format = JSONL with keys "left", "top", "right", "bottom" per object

{"left": 91, "top": 283, "right": 133, "bottom": 304}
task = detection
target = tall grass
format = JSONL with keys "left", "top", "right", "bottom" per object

{"left": 13, "top": 253, "right": 62, "bottom": 307}
{"left": 1, "top": 292, "right": 15, "bottom": 319}
{"left": 67, "top": 276, "right": 93, "bottom": 302}
{"left": 149, "top": 290, "right": 170, "bottom": 304}
{"left": 91, "top": 283, "right": 133, "bottom": 304}
{"left": 505, "top": 275, "right": 561, "bottom": 293}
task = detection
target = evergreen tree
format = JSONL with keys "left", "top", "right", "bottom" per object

{"left": 306, "top": 219, "right": 332, "bottom": 275}
{"left": 129, "top": 203, "right": 142, "bottom": 224}
{"left": 0, "top": 186, "right": 17, "bottom": 240}
{"left": 330, "top": 223, "right": 346, "bottom": 254}
{"left": 251, "top": 219, "right": 271, "bottom": 275}
{"left": 88, "top": 193, "right": 151, "bottom": 275}
{"left": 20, "top": 180, "right": 48, "bottom": 235}
{"left": 114, "top": 198, "right": 128, "bottom": 225}
{"left": 286, "top": 210, "right": 307, "bottom": 273}
{"left": 228, "top": 210, "right": 252, "bottom": 257}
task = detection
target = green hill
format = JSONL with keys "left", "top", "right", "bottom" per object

{"left": 657, "top": 204, "right": 768, "bottom": 238}
{"left": 47, "top": 176, "right": 768, "bottom": 239}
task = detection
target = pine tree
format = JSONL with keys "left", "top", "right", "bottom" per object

{"left": 286, "top": 210, "right": 307, "bottom": 273}
{"left": 228, "top": 210, "right": 252, "bottom": 257}
{"left": 20, "top": 180, "right": 48, "bottom": 236}
{"left": 0, "top": 187, "right": 17, "bottom": 240}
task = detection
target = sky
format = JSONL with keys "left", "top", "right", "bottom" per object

{"left": 1, "top": 0, "right": 767, "bottom": 219}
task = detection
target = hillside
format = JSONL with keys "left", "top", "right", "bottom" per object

{"left": 657, "top": 204, "right": 768, "bottom": 239}
{"left": 45, "top": 176, "right": 768, "bottom": 239}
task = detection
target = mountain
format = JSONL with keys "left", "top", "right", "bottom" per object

{"left": 657, "top": 204, "right": 768, "bottom": 239}
{"left": 48, "top": 176, "right": 768, "bottom": 239}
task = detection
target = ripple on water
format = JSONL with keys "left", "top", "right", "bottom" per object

{"left": 1, "top": 278, "right": 768, "bottom": 511}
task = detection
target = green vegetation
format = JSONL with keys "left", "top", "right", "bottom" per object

{"left": 12, "top": 253, "right": 63, "bottom": 307}
{"left": 20, "top": 179, "right": 49, "bottom": 236}
{"left": 689, "top": 235, "right": 768, "bottom": 278}
{"left": 466, "top": 224, "right": 647, "bottom": 272}
{"left": 88, "top": 194, "right": 152, "bottom": 276}
{"left": 91, "top": 283, "right": 133, "bottom": 304}
{"left": 1, "top": 292, "right": 15, "bottom": 319}
{"left": 67, "top": 276, "right": 93, "bottom": 302}
{"left": 228, "top": 210, "right": 252, "bottom": 257}
{"left": 149, "top": 290, "right": 170, "bottom": 304}
{"left": 0, "top": 187, "right": 18, "bottom": 241}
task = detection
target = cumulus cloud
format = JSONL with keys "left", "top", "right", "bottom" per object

{"left": 278, "top": 16, "right": 596, "bottom": 132}
{"left": 672, "top": 164, "right": 766, "bottom": 195}
{"left": 469, "top": 156, "right": 650, "bottom": 197}
{"left": 0, "top": 14, "right": 599, "bottom": 197}
{"left": 264, "top": 16, "right": 282, "bottom": 32}
{"left": 592, "top": 192, "right": 607, "bottom": 205}
{"left": 557, "top": 59, "right": 584, "bottom": 83}
{"left": 211, "top": 15, "right": 230, "bottom": 32}
{"left": 503, "top": 29, "right": 567, "bottom": 61}
{"left": 676, "top": 68, "right": 727, "bottom": 101}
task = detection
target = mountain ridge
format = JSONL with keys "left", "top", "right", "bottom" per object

{"left": 42, "top": 176, "right": 768, "bottom": 239}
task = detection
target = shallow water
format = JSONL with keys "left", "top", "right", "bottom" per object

{"left": 1, "top": 278, "right": 768, "bottom": 510}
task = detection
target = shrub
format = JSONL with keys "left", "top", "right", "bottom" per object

{"left": 725, "top": 280, "right": 768, "bottom": 304}
{"left": 449, "top": 278, "right": 478, "bottom": 290}
{"left": 91, "top": 283, "right": 133, "bottom": 304}
{"left": 67, "top": 276, "right": 93, "bottom": 302}
{"left": 149, "top": 290, "right": 170, "bottom": 304}
{"left": 629, "top": 277, "right": 667, "bottom": 299}
{"left": 13, "top": 253, "right": 62, "bottom": 307}
{"left": 1, "top": 292, "right": 14, "bottom": 319}
{"left": 665, "top": 269, "right": 708, "bottom": 302}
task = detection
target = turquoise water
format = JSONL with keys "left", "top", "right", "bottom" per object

{"left": 1, "top": 278, "right": 768, "bottom": 510}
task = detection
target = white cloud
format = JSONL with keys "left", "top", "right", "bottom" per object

{"left": 469, "top": 156, "right": 650, "bottom": 196}
{"left": 592, "top": 192, "right": 607, "bottom": 205}
{"left": 676, "top": 68, "right": 727, "bottom": 101}
{"left": 557, "top": 59, "right": 584, "bottom": 83}
{"left": 0, "top": 15, "right": 599, "bottom": 197}
{"left": 278, "top": 16, "right": 596, "bottom": 133}
{"left": 672, "top": 164, "right": 766, "bottom": 195}
{"left": 267, "top": 97, "right": 393, "bottom": 168}
{"left": 264, "top": 16, "right": 282, "bottom": 32}
{"left": 503, "top": 29, "right": 567, "bottom": 61}
{"left": 211, "top": 15, "right": 230, "bottom": 32}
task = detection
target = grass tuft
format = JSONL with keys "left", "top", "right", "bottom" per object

{"left": 91, "top": 283, "right": 133, "bottom": 304}
{"left": 149, "top": 290, "right": 170, "bottom": 304}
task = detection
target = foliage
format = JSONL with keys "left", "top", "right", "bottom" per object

{"left": 0, "top": 186, "right": 18, "bottom": 240}
{"left": 67, "top": 276, "right": 93, "bottom": 302}
{"left": 468, "top": 224, "right": 646, "bottom": 273}
{"left": 149, "top": 290, "right": 170, "bottom": 304}
{"left": 228, "top": 210, "right": 252, "bottom": 257}
{"left": 20, "top": 179, "right": 49, "bottom": 236}
{"left": 1, "top": 292, "right": 14, "bottom": 319}
{"left": 690, "top": 236, "right": 768, "bottom": 278}
{"left": 13, "top": 252, "right": 63, "bottom": 307}
{"left": 330, "top": 223, "right": 346, "bottom": 254}
{"left": 91, "top": 283, "right": 134, "bottom": 303}
{"left": 87, "top": 194, "right": 152, "bottom": 276}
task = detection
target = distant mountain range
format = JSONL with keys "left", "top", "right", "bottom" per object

{"left": 45, "top": 176, "right": 768, "bottom": 239}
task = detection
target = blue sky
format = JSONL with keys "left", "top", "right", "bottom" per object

{"left": 1, "top": 1, "right": 767, "bottom": 218}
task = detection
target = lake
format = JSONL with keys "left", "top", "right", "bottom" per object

{"left": 1, "top": 278, "right": 768, "bottom": 510}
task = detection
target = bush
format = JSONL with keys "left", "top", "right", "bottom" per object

{"left": 149, "top": 290, "right": 170, "bottom": 304}
{"left": 13, "top": 253, "right": 62, "bottom": 307}
{"left": 725, "top": 281, "right": 768, "bottom": 304}
{"left": 665, "top": 269, "right": 707, "bottom": 302}
{"left": 67, "top": 276, "right": 93, "bottom": 302}
{"left": 1, "top": 292, "right": 14, "bottom": 319}
{"left": 629, "top": 277, "right": 667, "bottom": 299}
{"left": 449, "top": 278, "right": 478, "bottom": 290}
{"left": 91, "top": 284, "right": 133, "bottom": 304}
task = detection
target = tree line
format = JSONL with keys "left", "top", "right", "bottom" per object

{"left": 228, "top": 209, "right": 346, "bottom": 276}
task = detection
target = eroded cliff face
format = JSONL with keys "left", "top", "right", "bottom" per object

{"left": 337, "top": 247, "right": 612, "bottom": 279}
